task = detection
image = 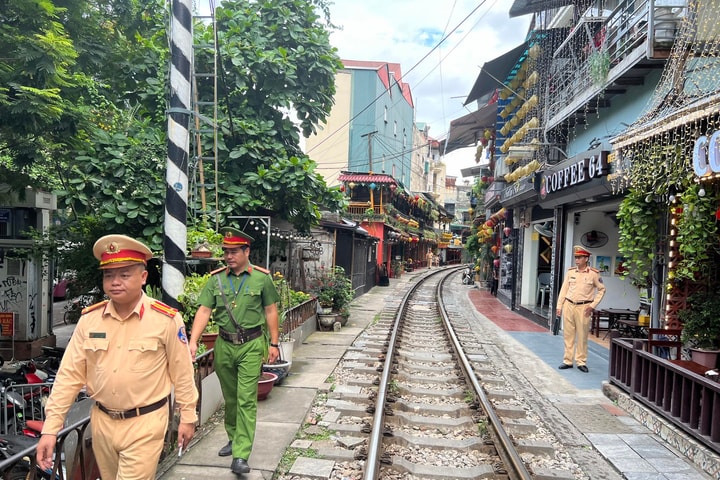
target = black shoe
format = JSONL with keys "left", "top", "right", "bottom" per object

{"left": 218, "top": 441, "right": 232, "bottom": 457}
{"left": 578, "top": 365, "right": 589, "bottom": 373}
{"left": 231, "top": 458, "right": 250, "bottom": 474}
{"left": 558, "top": 364, "right": 573, "bottom": 370}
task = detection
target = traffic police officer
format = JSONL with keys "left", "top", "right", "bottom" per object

{"left": 37, "top": 234, "right": 198, "bottom": 479}
{"left": 556, "top": 245, "right": 606, "bottom": 372}
{"left": 188, "top": 227, "right": 280, "bottom": 475}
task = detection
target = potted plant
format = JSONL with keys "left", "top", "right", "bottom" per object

{"left": 317, "top": 290, "right": 334, "bottom": 314}
{"left": 178, "top": 272, "right": 219, "bottom": 349}
{"left": 187, "top": 222, "right": 223, "bottom": 258}
{"left": 308, "top": 266, "right": 354, "bottom": 329}
{"left": 679, "top": 289, "right": 720, "bottom": 368}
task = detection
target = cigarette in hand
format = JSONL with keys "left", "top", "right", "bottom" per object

{"left": 178, "top": 442, "right": 183, "bottom": 457}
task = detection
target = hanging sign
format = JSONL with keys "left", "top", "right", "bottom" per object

{"left": 693, "top": 133, "right": 720, "bottom": 177}
{"left": 0, "top": 312, "right": 15, "bottom": 337}
{"left": 540, "top": 149, "right": 608, "bottom": 199}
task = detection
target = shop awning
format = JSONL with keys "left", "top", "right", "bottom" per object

{"left": 444, "top": 102, "right": 497, "bottom": 155}
{"left": 464, "top": 42, "right": 529, "bottom": 106}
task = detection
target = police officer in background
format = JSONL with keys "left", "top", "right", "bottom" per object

{"left": 37, "top": 234, "right": 198, "bottom": 479}
{"left": 556, "top": 245, "right": 606, "bottom": 373}
{"left": 188, "top": 227, "right": 280, "bottom": 475}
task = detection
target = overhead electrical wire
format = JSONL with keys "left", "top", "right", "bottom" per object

{"left": 307, "top": 0, "right": 490, "bottom": 154}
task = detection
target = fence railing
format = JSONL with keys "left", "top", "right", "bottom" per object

{"left": 281, "top": 298, "right": 318, "bottom": 335}
{"left": 609, "top": 337, "right": 720, "bottom": 453}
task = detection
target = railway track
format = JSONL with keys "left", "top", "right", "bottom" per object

{"left": 286, "top": 268, "right": 587, "bottom": 480}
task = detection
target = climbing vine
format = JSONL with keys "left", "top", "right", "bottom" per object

{"left": 673, "top": 183, "right": 719, "bottom": 282}
{"left": 617, "top": 189, "right": 662, "bottom": 288}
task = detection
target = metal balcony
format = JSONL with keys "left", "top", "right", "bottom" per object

{"left": 545, "top": 0, "right": 687, "bottom": 131}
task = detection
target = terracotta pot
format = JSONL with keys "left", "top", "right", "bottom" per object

{"left": 257, "top": 372, "right": 278, "bottom": 400}
{"left": 201, "top": 332, "right": 218, "bottom": 350}
{"left": 690, "top": 348, "right": 719, "bottom": 369}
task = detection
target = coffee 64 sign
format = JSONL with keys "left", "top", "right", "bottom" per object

{"left": 540, "top": 149, "right": 609, "bottom": 199}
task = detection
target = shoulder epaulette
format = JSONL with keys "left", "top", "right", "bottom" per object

{"left": 151, "top": 300, "right": 178, "bottom": 318}
{"left": 210, "top": 266, "right": 227, "bottom": 275}
{"left": 82, "top": 300, "right": 109, "bottom": 315}
{"left": 252, "top": 265, "right": 270, "bottom": 275}
{"left": 589, "top": 267, "right": 600, "bottom": 273}
{"left": 567, "top": 266, "right": 577, "bottom": 271}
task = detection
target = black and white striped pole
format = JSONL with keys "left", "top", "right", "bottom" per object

{"left": 163, "top": 0, "right": 192, "bottom": 309}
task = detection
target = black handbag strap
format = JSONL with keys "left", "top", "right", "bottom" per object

{"left": 216, "top": 274, "right": 243, "bottom": 333}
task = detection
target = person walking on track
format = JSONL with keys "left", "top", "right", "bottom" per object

{"left": 188, "top": 227, "right": 280, "bottom": 475}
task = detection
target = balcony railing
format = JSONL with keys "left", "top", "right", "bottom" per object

{"left": 347, "top": 203, "right": 385, "bottom": 216}
{"left": 609, "top": 337, "right": 720, "bottom": 454}
{"left": 546, "top": 0, "right": 688, "bottom": 130}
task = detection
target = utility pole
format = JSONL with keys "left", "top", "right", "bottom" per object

{"left": 361, "top": 130, "right": 378, "bottom": 171}
{"left": 163, "top": 0, "right": 192, "bottom": 309}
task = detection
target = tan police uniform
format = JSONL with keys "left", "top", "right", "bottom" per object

{"left": 557, "top": 247, "right": 606, "bottom": 367}
{"left": 42, "top": 235, "right": 198, "bottom": 479}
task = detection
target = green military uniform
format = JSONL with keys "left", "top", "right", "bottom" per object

{"left": 198, "top": 263, "right": 279, "bottom": 460}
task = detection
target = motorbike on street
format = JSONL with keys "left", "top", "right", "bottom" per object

{"left": 461, "top": 264, "right": 474, "bottom": 285}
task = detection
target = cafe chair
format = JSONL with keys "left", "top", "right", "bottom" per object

{"left": 646, "top": 327, "right": 683, "bottom": 360}
{"left": 536, "top": 272, "right": 551, "bottom": 307}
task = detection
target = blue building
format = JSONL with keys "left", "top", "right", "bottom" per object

{"left": 306, "top": 60, "right": 415, "bottom": 187}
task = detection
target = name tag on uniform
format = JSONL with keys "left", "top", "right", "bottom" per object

{"left": 89, "top": 332, "right": 106, "bottom": 338}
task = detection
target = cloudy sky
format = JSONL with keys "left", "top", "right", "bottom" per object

{"left": 327, "top": 0, "right": 532, "bottom": 177}
{"left": 195, "top": 0, "right": 532, "bottom": 178}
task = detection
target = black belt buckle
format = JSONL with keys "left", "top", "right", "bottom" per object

{"left": 236, "top": 330, "right": 247, "bottom": 344}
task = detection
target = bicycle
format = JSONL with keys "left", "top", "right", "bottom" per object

{"left": 62, "top": 296, "right": 92, "bottom": 324}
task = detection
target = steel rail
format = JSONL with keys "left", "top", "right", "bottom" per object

{"left": 362, "top": 268, "right": 447, "bottom": 479}
{"left": 436, "top": 271, "right": 533, "bottom": 480}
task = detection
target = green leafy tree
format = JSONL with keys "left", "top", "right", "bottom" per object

{"left": 197, "top": 0, "right": 346, "bottom": 230}
{"left": 3, "top": 0, "right": 346, "bottom": 286}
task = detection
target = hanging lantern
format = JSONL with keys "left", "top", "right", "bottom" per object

{"left": 504, "top": 244, "right": 513, "bottom": 254}
{"left": 493, "top": 259, "right": 501, "bottom": 267}
{"left": 491, "top": 245, "right": 498, "bottom": 254}
{"left": 339, "top": 185, "right": 345, "bottom": 192}
{"left": 369, "top": 182, "right": 377, "bottom": 190}
{"left": 390, "top": 184, "right": 397, "bottom": 191}
{"left": 348, "top": 182, "right": 356, "bottom": 189}
{"left": 503, "top": 227, "right": 512, "bottom": 237}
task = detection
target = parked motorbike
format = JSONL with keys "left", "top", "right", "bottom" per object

{"left": 0, "top": 432, "right": 62, "bottom": 479}
{"left": 0, "top": 362, "right": 53, "bottom": 437}
{"left": 461, "top": 264, "right": 474, "bottom": 285}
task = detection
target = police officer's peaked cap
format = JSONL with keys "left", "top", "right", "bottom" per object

{"left": 573, "top": 245, "right": 591, "bottom": 257}
{"left": 93, "top": 234, "right": 153, "bottom": 269}
{"left": 220, "top": 227, "right": 254, "bottom": 248}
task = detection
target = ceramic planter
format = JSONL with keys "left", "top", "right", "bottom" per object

{"left": 257, "top": 372, "right": 278, "bottom": 400}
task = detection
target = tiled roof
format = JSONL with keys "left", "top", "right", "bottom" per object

{"left": 337, "top": 173, "right": 397, "bottom": 184}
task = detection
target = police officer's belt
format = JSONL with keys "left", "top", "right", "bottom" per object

{"left": 219, "top": 326, "right": 262, "bottom": 345}
{"left": 97, "top": 397, "right": 167, "bottom": 420}
{"left": 566, "top": 299, "right": 592, "bottom": 305}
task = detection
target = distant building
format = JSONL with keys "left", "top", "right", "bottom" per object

{"left": 305, "top": 60, "right": 415, "bottom": 187}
